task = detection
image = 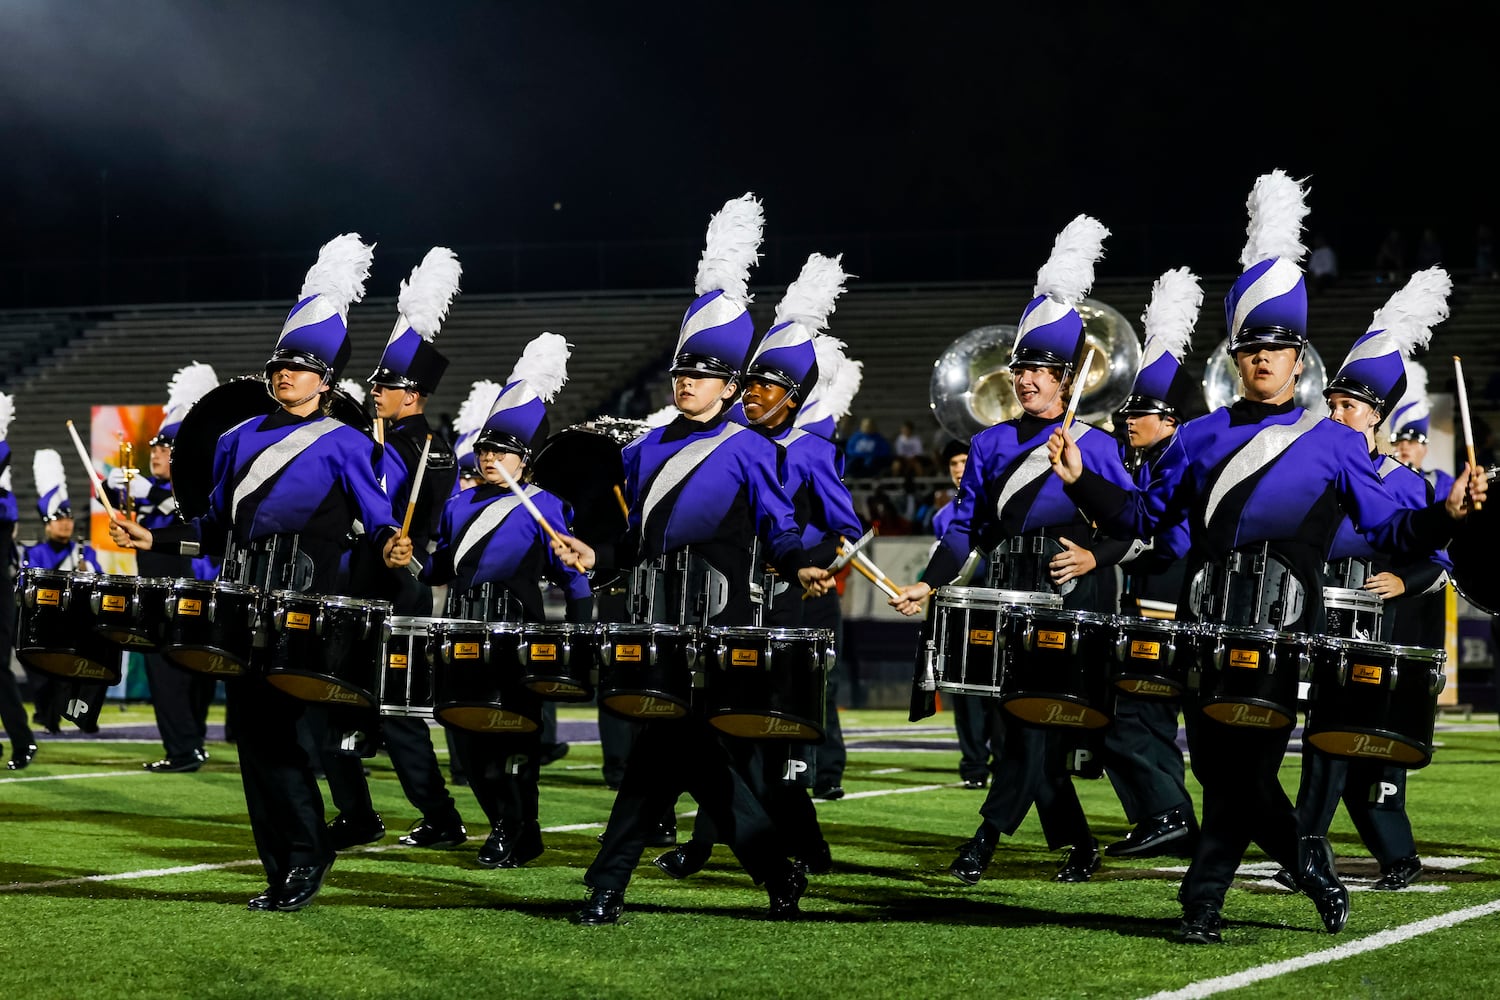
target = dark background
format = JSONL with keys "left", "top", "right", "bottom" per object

{"left": 3, "top": 2, "right": 1494, "bottom": 306}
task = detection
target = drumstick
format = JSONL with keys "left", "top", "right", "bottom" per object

{"left": 1454, "top": 355, "right": 1483, "bottom": 512}
{"left": 851, "top": 548, "right": 903, "bottom": 596}
{"left": 399, "top": 434, "right": 433, "bottom": 538}
{"left": 491, "top": 458, "right": 569, "bottom": 549}
{"left": 849, "top": 553, "right": 902, "bottom": 600}
{"left": 1061, "top": 347, "right": 1097, "bottom": 434}
{"left": 65, "top": 419, "right": 118, "bottom": 521}
{"left": 613, "top": 483, "right": 630, "bottom": 518}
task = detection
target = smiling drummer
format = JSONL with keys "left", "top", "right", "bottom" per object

{"left": 890, "top": 215, "right": 1136, "bottom": 887}
{"left": 110, "top": 234, "right": 412, "bottom": 914}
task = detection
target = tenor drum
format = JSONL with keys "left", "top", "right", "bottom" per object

{"left": 87, "top": 574, "right": 173, "bottom": 651}
{"left": 378, "top": 616, "right": 443, "bottom": 721}
{"left": 14, "top": 568, "right": 121, "bottom": 681}
{"left": 1195, "top": 626, "right": 1306, "bottom": 729}
{"left": 430, "top": 619, "right": 542, "bottom": 733}
{"left": 1110, "top": 618, "right": 1193, "bottom": 698}
{"left": 1322, "top": 587, "right": 1383, "bottom": 641}
{"left": 160, "top": 579, "right": 262, "bottom": 676}
{"left": 596, "top": 623, "right": 700, "bottom": 720}
{"left": 1303, "top": 637, "right": 1445, "bottom": 768}
{"left": 519, "top": 622, "right": 598, "bottom": 701}
{"left": 998, "top": 607, "right": 1115, "bottom": 729}
{"left": 931, "top": 587, "right": 1063, "bottom": 696}
{"left": 702, "top": 626, "right": 834, "bottom": 741}
{"left": 262, "top": 592, "right": 390, "bottom": 707}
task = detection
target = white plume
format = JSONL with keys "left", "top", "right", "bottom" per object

{"left": 33, "top": 448, "right": 66, "bottom": 495}
{"left": 1368, "top": 266, "right": 1452, "bottom": 357}
{"left": 298, "top": 233, "right": 375, "bottom": 314}
{"left": 644, "top": 403, "right": 679, "bottom": 428}
{"left": 775, "top": 253, "right": 852, "bottom": 329}
{"left": 337, "top": 379, "right": 366, "bottom": 404}
{"left": 1239, "top": 170, "right": 1310, "bottom": 269}
{"left": 507, "top": 332, "right": 571, "bottom": 403}
{"left": 694, "top": 192, "right": 764, "bottom": 306}
{"left": 455, "top": 379, "right": 502, "bottom": 437}
{"left": 165, "top": 362, "right": 218, "bottom": 415}
{"left": 1404, "top": 360, "right": 1429, "bottom": 404}
{"left": 1140, "top": 268, "right": 1202, "bottom": 361}
{"left": 1033, "top": 214, "right": 1109, "bottom": 305}
{"left": 0, "top": 392, "right": 13, "bottom": 441}
{"left": 397, "top": 246, "right": 462, "bottom": 340}
{"left": 804, "top": 335, "right": 863, "bottom": 424}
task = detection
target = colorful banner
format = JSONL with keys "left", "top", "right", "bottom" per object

{"left": 88, "top": 403, "right": 164, "bottom": 575}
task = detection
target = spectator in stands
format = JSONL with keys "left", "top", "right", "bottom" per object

{"left": 1375, "top": 229, "right": 1405, "bottom": 286}
{"left": 1415, "top": 227, "right": 1444, "bottom": 272}
{"left": 1308, "top": 234, "right": 1338, "bottom": 293}
{"left": 865, "top": 486, "right": 911, "bottom": 535}
{"left": 844, "top": 417, "right": 891, "bottom": 478}
{"left": 891, "top": 421, "right": 928, "bottom": 476}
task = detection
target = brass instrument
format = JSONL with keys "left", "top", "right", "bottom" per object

{"left": 1202, "top": 336, "right": 1329, "bottom": 411}
{"left": 117, "top": 434, "right": 138, "bottom": 520}
{"left": 929, "top": 297, "right": 1142, "bottom": 440}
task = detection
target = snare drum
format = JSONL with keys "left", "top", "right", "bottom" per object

{"left": 87, "top": 574, "right": 173, "bottom": 650}
{"left": 1110, "top": 618, "right": 1192, "bottom": 698}
{"left": 430, "top": 618, "right": 542, "bottom": 733}
{"left": 14, "top": 568, "right": 121, "bottom": 681}
{"left": 596, "top": 623, "right": 701, "bottom": 720}
{"left": 931, "top": 587, "right": 1063, "bottom": 696}
{"left": 998, "top": 606, "right": 1115, "bottom": 729}
{"left": 519, "top": 622, "right": 598, "bottom": 701}
{"left": 160, "top": 579, "right": 262, "bottom": 676}
{"left": 380, "top": 616, "right": 442, "bottom": 721}
{"left": 1195, "top": 626, "right": 1307, "bottom": 729}
{"left": 1303, "top": 637, "right": 1445, "bottom": 768}
{"left": 702, "top": 626, "right": 834, "bottom": 741}
{"left": 263, "top": 592, "right": 390, "bottom": 707}
{"left": 1322, "top": 587, "right": 1383, "bottom": 640}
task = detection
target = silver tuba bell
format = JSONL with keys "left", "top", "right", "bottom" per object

{"left": 929, "top": 297, "right": 1141, "bottom": 441}
{"left": 1201, "top": 337, "right": 1329, "bottom": 412}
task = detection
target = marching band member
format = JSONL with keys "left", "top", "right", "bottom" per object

{"left": 319, "top": 247, "right": 467, "bottom": 854}
{"left": 891, "top": 215, "right": 1135, "bottom": 885}
{"left": 1288, "top": 267, "right": 1455, "bottom": 893}
{"left": 110, "top": 234, "right": 414, "bottom": 913}
{"left": 0, "top": 396, "right": 39, "bottom": 769}
{"left": 452, "top": 379, "right": 502, "bottom": 495}
{"left": 549, "top": 193, "right": 832, "bottom": 925}
{"left": 1387, "top": 360, "right": 1456, "bottom": 500}
{"left": 1048, "top": 172, "right": 1486, "bottom": 943}
{"left": 422, "top": 332, "right": 592, "bottom": 868}
{"left": 108, "top": 363, "right": 221, "bottom": 773}
{"left": 655, "top": 253, "right": 859, "bottom": 880}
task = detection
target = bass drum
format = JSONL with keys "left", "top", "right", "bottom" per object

{"left": 1450, "top": 465, "right": 1498, "bottom": 616}
{"left": 529, "top": 418, "right": 648, "bottom": 545}
{"left": 171, "top": 375, "right": 373, "bottom": 521}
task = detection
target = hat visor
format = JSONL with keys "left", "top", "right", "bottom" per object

{"left": 1227, "top": 328, "right": 1304, "bottom": 354}
{"left": 1115, "top": 395, "right": 1175, "bottom": 417}
{"left": 1007, "top": 349, "right": 1075, "bottom": 371}
{"left": 669, "top": 354, "right": 738, "bottom": 380}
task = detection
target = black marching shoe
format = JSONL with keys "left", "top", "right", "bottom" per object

{"left": 1054, "top": 840, "right": 1103, "bottom": 883}
{"left": 326, "top": 812, "right": 385, "bottom": 850}
{"left": 1295, "top": 835, "right": 1349, "bottom": 933}
{"left": 1175, "top": 904, "right": 1224, "bottom": 944}
{"left": 274, "top": 861, "right": 333, "bottom": 912}
{"left": 1373, "top": 855, "right": 1423, "bottom": 891}
{"left": 576, "top": 887, "right": 625, "bottom": 926}
{"left": 962, "top": 777, "right": 987, "bottom": 790}
{"left": 6, "top": 744, "right": 38, "bottom": 771}
{"left": 766, "top": 865, "right": 809, "bottom": 921}
{"left": 400, "top": 816, "right": 468, "bottom": 848}
{"left": 654, "top": 839, "right": 711, "bottom": 879}
{"left": 813, "top": 784, "right": 846, "bottom": 801}
{"left": 478, "top": 822, "right": 545, "bottom": 869}
{"left": 144, "top": 748, "right": 208, "bottom": 774}
{"left": 1270, "top": 867, "right": 1298, "bottom": 891}
{"left": 1104, "top": 806, "right": 1194, "bottom": 858}
{"left": 950, "top": 825, "right": 999, "bottom": 886}
{"left": 798, "top": 840, "right": 834, "bottom": 876}
{"left": 247, "top": 886, "right": 280, "bottom": 911}
{"left": 539, "top": 742, "right": 570, "bottom": 766}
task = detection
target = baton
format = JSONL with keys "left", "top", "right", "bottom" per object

{"left": 1455, "top": 356, "right": 1483, "bottom": 512}
{"left": 399, "top": 434, "right": 432, "bottom": 538}
{"left": 66, "top": 419, "right": 117, "bottom": 521}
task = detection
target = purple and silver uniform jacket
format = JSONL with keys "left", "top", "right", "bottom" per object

{"left": 1126, "top": 436, "right": 1192, "bottom": 573}
{"left": 924, "top": 414, "right": 1134, "bottom": 584}
{"left": 1422, "top": 466, "right": 1456, "bottom": 502}
{"left": 1327, "top": 451, "right": 1451, "bottom": 586}
{"left": 618, "top": 410, "right": 811, "bottom": 585}
{"left": 423, "top": 481, "right": 592, "bottom": 622}
{"left": 736, "top": 411, "right": 862, "bottom": 566}
{"left": 23, "top": 539, "right": 103, "bottom": 573}
{"left": 0, "top": 441, "right": 16, "bottom": 522}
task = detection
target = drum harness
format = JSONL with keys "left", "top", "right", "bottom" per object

{"left": 449, "top": 581, "right": 528, "bottom": 623}
{"left": 1189, "top": 541, "right": 1305, "bottom": 631}
{"left": 987, "top": 533, "right": 1073, "bottom": 597}
{"left": 630, "top": 546, "right": 761, "bottom": 628}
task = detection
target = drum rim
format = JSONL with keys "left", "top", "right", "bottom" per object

{"left": 1114, "top": 617, "right": 1185, "bottom": 632}
{"left": 1199, "top": 625, "right": 1307, "bottom": 642}
{"left": 86, "top": 572, "right": 144, "bottom": 585}
{"left": 936, "top": 585, "right": 1064, "bottom": 609}
{"left": 390, "top": 615, "right": 462, "bottom": 627}
{"left": 704, "top": 626, "right": 832, "bottom": 640}
{"left": 21, "top": 567, "right": 74, "bottom": 580}
{"left": 601, "top": 623, "right": 701, "bottom": 636}
{"left": 1310, "top": 635, "right": 1446, "bottom": 660}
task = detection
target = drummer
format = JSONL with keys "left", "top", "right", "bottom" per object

{"left": 890, "top": 215, "right": 1135, "bottom": 886}
{"left": 111, "top": 234, "right": 414, "bottom": 913}
{"left": 548, "top": 193, "right": 832, "bottom": 925}
{"left": 655, "top": 252, "right": 859, "bottom": 881}
{"left": 1386, "top": 360, "right": 1456, "bottom": 500}
{"left": 1098, "top": 268, "right": 1201, "bottom": 861}
{"left": 1286, "top": 267, "right": 1455, "bottom": 895}
{"left": 1048, "top": 172, "right": 1486, "bottom": 943}
{"left": 420, "top": 331, "right": 593, "bottom": 869}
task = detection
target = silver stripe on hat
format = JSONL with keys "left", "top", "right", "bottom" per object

{"left": 1203, "top": 409, "right": 1322, "bottom": 528}
{"left": 995, "top": 424, "right": 1093, "bottom": 520}
{"left": 1230, "top": 258, "right": 1302, "bottom": 338}
{"left": 454, "top": 491, "right": 529, "bottom": 569}
{"left": 232, "top": 419, "right": 342, "bottom": 522}
{"left": 278, "top": 295, "right": 340, "bottom": 341}
{"left": 641, "top": 422, "right": 745, "bottom": 536}
{"left": 1016, "top": 296, "right": 1071, "bottom": 338}
{"left": 677, "top": 293, "right": 744, "bottom": 346}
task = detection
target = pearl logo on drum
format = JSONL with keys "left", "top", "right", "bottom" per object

{"left": 1352, "top": 663, "right": 1383, "bottom": 684}
{"left": 529, "top": 643, "right": 558, "bottom": 661}
{"left": 615, "top": 644, "right": 643, "bottom": 663}
{"left": 177, "top": 598, "right": 203, "bottom": 616}
{"left": 1037, "top": 630, "right": 1067, "bottom": 650}
{"left": 1129, "top": 640, "right": 1161, "bottom": 660}
{"left": 968, "top": 628, "right": 995, "bottom": 646}
{"left": 1228, "top": 648, "right": 1259, "bottom": 669}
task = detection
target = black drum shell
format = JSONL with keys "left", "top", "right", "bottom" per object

{"left": 701, "top": 627, "right": 832, "bottom": 742}
{"left": 430, "top": 619, "right": 542, "bottom": 733}
{"left": 998, "top": 608, "right": 1115, "bottom": 729}
{"left": 160, "top": 579, "right": 261, "bottom": 677}
{"left": 518, "top": 623, "right": 598, "bottom": 702}
{"left": 1110, "top": 618, "right": 1192, "bottom": 698}
{"left": 14, "top": 568, "right": 122, "bottom": 681}
{"left": 1304, "top": 637, "right": 1444, "bottom": 768}
{"left": 262, "top": 592, "right": 389, "bottom": 707}
{"left": 596, "top": 624, "right": 699, "bottom": 721}
{"left": 1194, "top": 627, "right": 1305, "bottom": 730}
{"left": 87, "top": 574, "right": 172, "bottom": 651}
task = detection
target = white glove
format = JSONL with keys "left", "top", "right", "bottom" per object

{"left": 105, "top": 466, "right": 153, "bottom": 500}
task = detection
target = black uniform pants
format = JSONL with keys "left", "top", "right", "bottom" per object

{"left": 145, "top": 652, "right": 216, "bottom": 760}
{"left": 975, "top": 713, "right": 1091, "bottom": 848}
{"left": 447, "top": 727, "right": 542, "bottom": 832}
{"left": 1102, "top": 694, "right": 1191, "bottom": 824}
{"left": 317, "top": 708, "right": 461, "bottom": 826}
{"left": 1295, "top": 751, "right": 1415, "bottom": 867}
{"left": 802, "top": 592, "right": 846, "bottom": 787}
{"left": 0, "top": 528, "right": 34, "bottom": 752}
{"left": 951, "top": 694, "right": 995, "bottom": 783}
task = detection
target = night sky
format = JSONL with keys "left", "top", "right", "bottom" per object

{"left": 3, "top": 2, "right": 1494, "bottom": 303}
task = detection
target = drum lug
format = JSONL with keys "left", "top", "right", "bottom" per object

{"left": 560, "top": 635, "right": 571, "bottom": 667}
